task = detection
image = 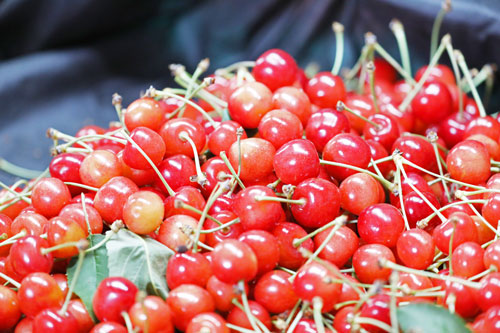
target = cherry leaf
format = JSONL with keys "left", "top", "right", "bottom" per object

{"left": 106, "top": 229, "right": 174, "bottom": 299}
{"left": 397, "top": 303, "right": 470, "bottom": 333}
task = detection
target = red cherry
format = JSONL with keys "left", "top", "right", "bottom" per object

{"left": 128, "top": 296, "right": 174, "bottom": 333}
{"left": 442, "top": 279, "right": 479, "bottom": 318}
{"left": 467, "top": 134, "right": 500, "bottom": 161}
{"left": 167, "top": 284, "right": 215, "bottom": 331}
{"left": 464, "top": 116, "right": 500, "bottom": 142}
{"left": 67, "top": 299, "right": 94, "bottom": 333}
{"left": 474, "top": 272, "right": 500, "bottom": 312}
{"left": 305, "top": 108, "right": 350, "bottom": 152}
{"left": 166, "top": 252, "right": 212, "bottom": 289}
{"left": 92, "top": 277, "right": 138, "bottom": 324}
{"left": 333, "top": 306, "right": 355, "bottom": 333}
{"left": 226, "top": 300, "right": 272, "bottom": 331}
{"left": 59, "top": 203, "right": 103, "bottom": 235}
{"left": 358, "top": 203, "right": 405, "bottom": 248}
{"left": 186, "top": 312, "right": 229, "bottom": 333}
{"left": 415, "top": 64, "right": 455, "bottom": 85}
{"left": 340, "top": 173, "right": 384, "bottom": 215}
{"left": 90, "top": 322, "right": 127, "bottom": 333}
{"left": 211, "top": 239, "right": 258, "bottom": 284}
{"left": 46, "top": 216, "right": 87, "bottom": 258}
{"left": 446, "top": 140, "right": 490, "bottom": 184}
{"left": 159, "top": 118, "right": 206, "bottom": 158}
{"left": 482, "top": 194, "right": 500, "bottom": 229}
{"left": 397, "top": 229, "right": 435, "bottom": 270}
{"left": 238, "top": 230, "right": 279, "bottom": 276}
{"left": 252, "top": 49, "right": 298, "bottom": 91}
{"left": 18, "top": 273, "right": 64, "bottom": 318}
{"left": 258, "top": 109, "right": 303, "bottom": 149}
{"left": 305, "top": 72, "right": 346, "bottom": 108}
{"left": 0, "top": 285, "right": 21, "bottom": 331}
{"left": 228, "top": 82, "right": 273, "bottom": 128}
{"left": 208, "top": 120, "right": 247, "bottom": 156}
{"left": 79, "top": 150, "right": 121, "bottom": 188}
{"left": 363, "top": 114, "right": 400, "bottom": 152}
{"left": 273, "top": 222, "right": 314, "bottom": 270}
{"left": 359, "top": 294, "right": 391, "bottom": 333}
{"left": 206, "top": 275, "right": 248, "bottom": 312}
{"left": 74, "top": 125, "right": 105, "bottom": 149}
{"left": 122, "top": 127, "right": 165, "bottom": 170}
{"left": 204, "top": 210, "right": 243, "bottom": 247}
{"left": 353, "top": 244, "right": 395, "bottom": 283}
{"left": 402, "top": 190, "right": 441, "bottom": 230}
{"left": 484, "top": 239, "right": 500, "bottom": 270}
{"left": 49, "top": 153, "right": 86, "bottom": 195}
{"left": 124, "top": 97, "right": 164, "bottom": 131}
{"left": 158, "top": 214, "right": 205, "bottom": 251}
{"left": 33, "top": 307, "right": 79, "bottom": 333}
{"left": 227, "top": 137, "right": 275, "bottom": 182}
{"left": 93, "top": 176, "right": 138, "bottom": 223}
{"left": 451, "top": 241, "right": 484, "bottom": 278}
{"left": 314, "top": 225, "right": 359, "bottom": 268}
{"left": 154, "top": 154, "right": 197, "bottom": 193}
{"left": 9, "top": 236, "right": 53, "bottom": 278}
{"left": 31, "top": 178, "right": 71, "bottom": 218}
{"left": 273, "top": 139, "right": 320, "bottom": 185}
{"left": 272, "top": 86, "right": 312, "bottom": 126}
{"left": 433, "top": 212, "right": 478, "bottom": 255}
{"left": 254, "top": 270, "right": 298, "bottom": 314}
{"left": 344, "top": 94, "right": 375, "bottom": 133}
{"left": 392, "top": 136, "right": 438, "bottom": 173}
{"left": 233, "top": 185, "right": 282, "bottom": 231}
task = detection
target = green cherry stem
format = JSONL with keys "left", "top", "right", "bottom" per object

{"left": 337, "top": 101, "right": 380, "bottom": 127}
{"left": 175, "top": 200, "right": 224, "bottom": 226}
{"left": 0, "top": 230, "right": 27, "bottom": 248}
{"left": 238, "top": 280, "right": 266, "bottom": 333}
{"left": 444, "top": 38, "right": 464, "bottom": 115}
{"left": 389, "top": 272, "right": 399, "bottom": 333}
{"left": 121, "top": 311, "right": 134, "bottom": 333}
{"left": 286, "top": 301, "right": 308, "bottom": 333}
{"left": 178, "top": 131, "right": 208, "bottom": 188}
{"left": 429, "top": 132, "right": 452, "bottom": 202}
{"left": 0, "top": 272, "right": 20, "bottom": 288}
{"left": 389, "top": 19, "right": 412, "bottom": 79}
{"left": 320, "top": 158, "right": 393, "bottom": 189}
{"left": 254, "top": 196, "right": 305, "bottom": 205}
{"left": 366, "top": 61, "right": 380, "bottom": 114}
{"left": 448, "top": 221, "right": 457, "bottom": 275}
{"left": 455, "top": 50, "right": 487, "bottom": 117}
{"left": 64, "top": 182, "right": 99, "bottom": 192}
{"left": 430, "top": 0, "right": 451, "bottom": 61}
{"left": 85, "top": 220, "right": 123, "bottom": 253}
{"left": 225, "top": 324, "right": 256, "bottom": 333}
{"left": 331, "top": 22, "right": 345, "bottom": 76}
{"left": 215, "top": 61, "right": 256, "bottom": 76}
{"left": 293, "top": 216, "right": 347, "bottom": 248}
{"left": 80, "top": 193, "right": 92, "bottom": 235}
{"left": 373, "top": 43, "right": 416, "bottom": 85}
{"left": 59, "top": 240, "right": 88, "bottom": 315}
{"left": 0, "top": 181, "right": 31, "bottom": 204}
{"left": 312, "top": 297, "right": 326, "bottom": 333}
{"left": 219, "top": 151, "right": 245, "bottom": 190}
{"left": 199, "top": 218, "right": 240, "bottom": 234}
{"left": 0, "top": 158, "right": 43, "bottom": 180}
{"left": 111, "top": 93, "right": 127, "bottom": 132}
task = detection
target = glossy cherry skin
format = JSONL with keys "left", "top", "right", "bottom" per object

{"left": 314, "top": 225, "right": 359, "bottom": 268}
{"left": 352, "top": 244, "right": 395, "bottom": 283}
{"left": 123, "top": 190, "right": 164, "bottom": 234}
{"left": 272, "top": 86, "right": 312, "bottom": 126}
{"left": 67, "top": 299, "right": 94, "bottom": 333}
{"left": 0, "top": 284, "right": 21, "bottom": 330}
{"left": 363, "top": 113, "right": 400, "bottom": 152}
{"left": 227, "top": 137, "right": 275, "bottom": 182}
{"left": 252, "top": 49, "right": 298, "bottom": 91}
{"left": 122, "top": 126, "right": 165, "bottom": 170}
{"left": 92, "top": 277, "right": 138, "bottom": 324}
{"left": 291, "top": 178, "right": 340, "bottom": 228}
{"left": 359, "top": 294, "right": 391, "bottom": 333}
{"left": 485, "top": 240, "right": 500, "bottom": 270}
{"left": 31, "top": 178, "right": 71, "bottom": 218}
{"left": 128, "top": 295, "right": 174, "bottom": 333}
{"left": 306, "top": 72, "right": 346, "bottom": 108}
{"left": 305, "top": 108, "right": 350, "bottom": 152}
{"left": 160, "top": 117, "right": 206, "bottom": 158}
{"left": 474, "top": 272, "right": 500, "bottom": 311}
{"left": 340, "top": 173, "right": 384, "bottom": 216}
{"left": 333, "top": 306, "right": 355, "bottom": 333}
{"left": 206, "top": 275, "right": 248, "bottom": 312}
{"left": 200, "top": 157, "right": 231, "bottom": 198}
{"left": 389, "top": 172, "right": 433, "bottom": 206}
{"left": 208, "top": 120, "right": 247, "bottom": 156}
{"left": 18, "top": 273, "right": 64, "bottom": 318}
{"left": 90, "top": 321, "right": 128, "bottom": 333}
{"left": 397, "top": 229, "right": 435, "bottom": 270}
{"left": 402, "top": 191, "right": 441, "bottom": 230}
{"left": 167, "top": 284, "right": 215, "bottom": 331}
{"left": 467, "top": 133, "right": 500, "bottom": 161}
{"left": 358, "top": 203, "right": 405, "bottom": 248}
{"left": 273, "top": 139, "right": 320, "bottom": 185}
{"left": 483, "top": 194, "right": 500, "bottom": 229}
{"left": 154, "top": 154, "right": 197, "bottom": 193}
{"left": 166, "top": 252, "right": 212, "bottom": 289}
{"left": 446, "top": 140, "right": 490, "bottom": 185}
{"left": 411, "top": 81, "right": 453, "bottom": 124}
{"left": 437, "top": 112, "right": 472, "bottom": 148}
{"left": 59, "top": 203, "right": 103, "bottom": 234}
{"left": 258, "top": 109, "right": 303, "bottom": 150}
{"left": 74, "top": 125, "right": 105, "bottom": 149}
{"left": 227, "top": 300, "right": 272, "bottom": 331}
{"left": 442, "top": 279, "right": 479, "bottom": 318}
{"left": 211, "top": 239, "right": 258, "bottom": 284}
{"left": 93, "top": 176, "right": 138, "bottom": 223}
{"left": 433, "top": 212, "right": 478, "bottom": 255}
{"left": 33, "top": 307, "right": 79, "bottom": 333}
{"left": 228, "top": 81, "right": 273, "bottom": 128}
{"left": 79, "top": 150, "right": 121, "bottom": 188}
{"left": 464, "top": 115, "right": 500, "bottom": 142}
{"left": 158, "top": 214, "right": 205, "bottom": 251}
{"left": 273, "top": 222, "right": 314, "bottom": 270}
{"left": 186, "top": 312, "right": 229, "bottom": 333}
{"left": 0, "top": 214, "right": 13, "bottom": 256}
{"left": 471, "top": 306, "right": 500, "bottom": 333}
{"left": 47, "top": 216, "right": 87, "bottom": 258}
{"left": 392, "top": 136, "right": 438, "bottom": 173}
{"left": 238, "top": 230, "right": 279, "bottom": 276}
{"left": 124, "top": 97, "right": 164, "bottom": 131}
{"left": 293, "top": 261, "right": 342, "bottom": 312}
{"left": 323, "top": 133, "right": 371, "bottom": 181}
{"left": 415, "top": 64, "right": 455, "bottom": 85}
{"left": 9, "top": 236, "right": 53, "bottom": 278}
{"left": 451, "top": 241, "right": 485, "bottom": 278}
{"left": 49, "top": 153, "right": 86, "bottom": 195}
{"left": 204, "top": 210, "right": 243, "bottom": 247}
{"left": 233, "top": 185, "right": 283, "bottom": 231}
{"left": 253, "top": 270, "right": 298, "bottom": 314}
{"left": 344, "top": 94, "right": 375, "bottom": 133}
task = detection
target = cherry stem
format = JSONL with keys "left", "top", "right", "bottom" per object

{"left": 225, "top": 324, "right": 256, "bottom": 333}
{"left": 373, "top": 43, "right": 416, "bottom": 85}
{"left": 448, "top": 221, "right": 457, "bottom": 275}
{"left": 293, "top": 215, "right": 347, "bottom": 248}
{"left": 370, "top": 158, "right": 385, "bottom": 180}
{"left": 64, "top": 182, "right": 99, "bottom": 192}
{"left": 0, "top": 180, "right": 31, "bottom": 204}
{"left": 458, "top": 188, "right": 500, "bottom": 196}
{"left": 85, "top": 220, "right": 123, "bottom": 253}
{"left": 312, "top": 297, "right": 326, "bottom": 333}
{"left": 394, "top": 164, "right": 410, "bottom": 230}
{"left": 399, "top": 34, "right": 448, "bottom": 112}
{"left": 456, "top": 193, "right": 500, "bottom": 237}
{"left": 181, "top": 58, "right": 210, "bottom": 117}
{"left": 418, "top": 198, "right": 486, "bottom": 229}
{"left": 121, "top": 129, "right": 175, "bottom": 197}
{"left": 379, "top": 258, "right": 481, "bottom": 289}
{"left": 285, "top": 301, "right": 308, "bottom": 333}
{"left": 238, "top": 280, "right": 267, "bottom": 333}
{"left": 112, "top": 93, "right": 127, "bottom": 132}
{"left": 267, "top": 178, "right": 281, "bottom": 191}
{"left": 336, "top": 101, "right": 379, "bottom": 127}
{"left": 0, "top": 158, "right": 43, "bottom": 179}
{"left": 390, "top": 19, "right": 412, "bottom": 80}
{"left": 283, "top": 300, "right": 302, "bottom": 330}
{"left": 331, "top": 22, "right": 345, "bottom": 76}
{"left": 199, "top": 218, "right": 240, "bottom": 234}
{"left": 215, "top": 61, "right": 256, "bottom": 76}
{"left": 170, "top": 77, "right": 218, "bottom": 118}
{"left": 0, "top": 272, "right": 20, "bottom": 288}
{"left": 430, "top": 0, "right": 451, "bottom": 61}
{"left": 41, "top": 241, "right": 81, "bottom": 255}
{"left": 255, "top": 195, "right": 305, "bottom": 205}
{"left": 455, "top": 50, "right": 487, "bottom": 117}
{"left": 344, "top": 45, "right": 368, "bottom": 81}
{"left": 320, "top": 157, "right": 393, "bottom": 189}
{"left": 0, "top": 230, "right": 27, "bottom": 248}
{"left": 175, "top": 200, "right": 223, "bottom": 225}
{"left": 444, "top": 38, "right": 464, "bottom": 116}
{"left": 389, "top": 272, "right": 399, "bottom": 333}
{"left": 80, "top": 193, "right": 92, "bottom": 235}
{"left": 483, "top": 65, "right": 495, "bottom": 107}
{"left": 353, "top": 316, "right": 394, "bottom": 332}
{"left": 469, "top": 266, "right": 497, "bottom": 281}
{"left": 60, "top": 242, "right": 88, "bottom": 315}
{"left": 178, "top": 131, "right": 208, "bottom": 188}
{"left": 461, "top": 64, "right": 494, "bottom": 92}
{"left": 366, "top": 61, "right": 381, "bottom": 114}
{"left": 429, "top": 132, "right": 452, "bottom": 202}
{"left": 121, "top": 311, "right": 134, "bottom": 333}
{"left": 219, "top": 151, "right": 246, "bottom": 190}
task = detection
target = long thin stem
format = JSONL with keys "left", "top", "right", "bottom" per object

{"left": 60, "top": 246, "right": 87, "bottom": 315}
{"left": 239, "top": 280, "right": 264, "bottom": 333}
{"left": 373, "top": 43, "right": 416, "bottom": 85}
{"left": 445, "top": 39, "right": 464, "bottom": 115}
{"left": 455, "top": 50, "right": 487, "bottom": 117}
{"left": 178, "top": 132, "right": 207, "bottom": 187}
{"left": 312, "top": 297, "right": 325, "bottom": 333}
{"left": 430, "top": 0, "right": 451, "bottom": 61}
{"left": 0, "top": 272, "right": 20, "bottom": 288}
{"left": 0, "top": 158, "right": 43, "bottom": 179}
{"left": 390, "top": 19, "right": 412, "bottom": 79}
{"left": 219, "top": 152, "right": 245, "bottom": 190}
{"left": 331, "top": 22, "right": 345, "bottom": 76}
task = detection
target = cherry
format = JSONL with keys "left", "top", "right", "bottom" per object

{"left": 472, "top": 272, "right": 500, "bottom": 313}
{"left": 124, "top": 97, "right": 165, "bottom": 131}
{"left": 49, "top": 152, "right": 86, "bottom": 195}
{"left": 226, "top": 300, "right": 272, "bottom": 331}
{"left": 74, "top": 125, "right": 105, "bottom": 149}
{"left": 227, "top": 137, "right": 275, "bottom": 182}
{"left": 0, "top": 214, "right": 12, "bottom": 256}
{"left": 464, "top": 115, "right": 500, "bottom": 142}
{"left": 451, "top": 241, "right": 484, "bottom": 278}
{"left": 258, "top": 109, "right": 304, "bottom": 150}
{"left": 352, "top": 244, "right": 395, "bottom": 283}
{"left": 272, "top": 86, "right": 312, "bottom": 126}
{"left": 122, "top": 127, "right": 165, "bottom": 170}
{"left": 337, "top": 274, "right": 363, "bottom": 306}
{"left": 154, "top": 154, "right": 197, "bottom": 193}
{"left": 123, "top": 190, "right": 164, "bottom": 235}
{"left": 433, "top": 212, "right": 478, "bottom": 255}
{"left": 70, "top": 192, "right": 95, "bottom": 206}
{"left": 392, "top": 136, "right": 438, "bottom": 173}
{"left": 0, "top": 284, "right": 21, "bottom": 331}
{"left": 305, "top": 108, "right": 350, "bottom": 152}
{"left": 47, "top": 216, "right": 87, "bottom": 258}
{"left": 208, "top": 120, "right": 247, "bottom": 156}
{"left": 293, "top": 319, "right": 334, "bottom": 333}
{"left": 186, "top": 312, "right": 229, "bottom": 333}
{"left": 253, "top": 270, "right": 298, "bottom": 314}
{"left": 396, "top": 229, "right": 435, "bottom": 270}
{"left": 437, "top": 112, "right": 472, "bottom": 148}
{"left": 411, "top": 81, "right": 453, "bottom": 124}
{"left": 389, "top": 171, "right": 433, "bottom": 205}
{"left": 158, "top": 214, "right": 205, "bottom": 251}
{"left": 343, "top": 94, "right": 375, "bottom": 133}
{"left": 67, "top": 299, "right": 94, "bottom": 333}
{"left": 159, "top": 117, "right": 206, "bottom": 158}
{"left": 340, "top": 173, "right": 384, "bottom": 215}
{"left": 31, "top": 178, "right": 71, "bottom": 218}
{"left": 79, "top": 150, "right": 121, "bottom": 188}
{"left": 206, "top": 275, "right": 248, "bottom": 312}
{"left": 273, "top": 139, "right": 320, "bottom": 185}
{"left": 396, "top": 272, "right": 434, "bottom": 303}
{"left": 367, "top": 139, "right": 394, "bottom": 177}
{"left": 442, "top": 279, "right": 479, "bottom": 318}
{"left": 90, "top": 322, "right": 127, "bottom": 333}
{"left": 92, "top": 277, "right": 138, "bottom": 324}
{"left": 18, "top": 272, "right": 64, "bottom": 318}
{"left": 228, "top": 81, "right": 273, "bottom": 128}
{"left": 471, "top": 306, "right": 500, "bottom": 333}
{"left": 359, "top": 294, "right": 391, "bottom": 333}
{"left": 482, "top": 194, "right": 500, "bottom": 229}
{"left": 233, "top": 185, "right": 283, "bottom": 231}
{"left": 291, "top": 178, "right": 340, "bottom": 229}
{"left": 0, "top": 188, "right": 29, "bottom": 220}
{"left": 59, "top": 203, "right": 103, "bottom": 234}
{"left": 128, "top": 295, "right": 174, "bottom": 333}
{"left": 415, "top": 64, "right": 455, "bottom": 85}
{"left": 272, "top": 222, "right": 313, "bottom": 270}
{"left": 9, "top": 236, "right": 53, "bottom": 278}
{"left": 211, "top": 239, "right": 258, "bottom": 284}
{"left": 238, "top": 230, "right": 279, "bottom": 276}
{"left": 33, "top": 307, "right": 79, "bottom": 333}
{"left": 358, "top": 203, "right": 405, "bottom": 248}
{"left": 167, "top": 284, "right": 215, "bottom": 331}
{"left": 209, "top": 195, "right": 234, "bottom": 215}
{"left": 402, "top": 190, "right": 441, "bottom": 230}
{"left": 467, "top": 133, "right": 500, "bottom": 161}
{"left": 200, "top": 157, "right": 231, "bottom": 198}
{"left": 204, "top": 210, "right": 243, "bottom": 247}
{"left": 166, "top": 251, "right": 212, "bottom": 289}
{"left": 446, "top": 140, "right": 490, "bottom": 185}
{"left": 333, "top": 306, "right": 355, "bottom": 333}
{"left": 14, "top": 317, "right": 34, "bottom": 333}
{"left": 323, "top": 133, "right": 371, "bottom": 181}
{"left": 484, "top": 240, "right": 500, "bottom": 270}
{"left": 305, "top": 72, "right": 346, "bottom": 108}
{"left": 252, "top": 49, "right": 298, "bottom": 91}
{"left": 366, "top": 112, "right": 401, "bottom": 149}
{"left": 314, "top": 225, "right": 359, "bottom": 268}
{"left": 93, "top": 176, "right": 138, "bottom": 223}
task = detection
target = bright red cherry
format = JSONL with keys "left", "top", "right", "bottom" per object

{"left": 228, "top": 137, "right": 275, "bottom": 182}
{"left": 124, "top": 97, "right": 164, "bottom": 131}
{"left": 93, "top": 176, "right": 138, "bottom": 223}
{"left": 397, "top": 229, "right": 435, "bottom": 270}
{"left": 31, "top": 178, "right": 71, "bottom": 218}
{"left": 154, "top": 154, "right": 197, "bottom": 193}
{"left": 446, "top": 140, "right": 490, "bottom": 185}
{"left": 204, "top": 210, "right": 243, "bottom": 247}
{"left": 79, "top": 150, "right": 121, "bottom": 188}
{"left": 238, "top": 230, "right": 279, "bottom": 276}
{"left": 333, "top": 306, "right": 355, "bottom": 333}
{"left": 90, "top": 322, "right": 127, "bottom": 333}
{"left": 9, "top": 236, "right": 53, "bottom": 278}
{"left": 272, "top": 86, "right": 312, "bottom": 125}
{"left": 33, "top": 307, "right": 79, "bottom": 333}
{"left": 158, "top": 214, "right": 205, "bottom": 251}
{"left": 167, "top": 284, "right": 215, "bottom": 331}
{"left": 159, "top": 117, "right": 206, "bottom": 158}
{"left": 484, "top": 240, "right": 500, "bottom": 270}
{"left": 226, "top": 300, "right": 272, "bottom": 331}
{"left": 415, "top": 64, "right": 455, "bottom": 85}
{"left": 0, "top": 285, "right": 21, "bottom": 331}
{"left": 166, "top": 252, "right": 212, "bottom": 289}
{"left": 402, "top": 190, "right": 441, "bottom": 230}
{"left": 258, "top": 109, "right": 303, "bottom": 149}
{"left": 92, "top": 277, "right": 138, "bottom": 324}
{"left": 228, "top": 81, "right": 273, "bottom": 128}
{"left": 411, "top": 81, "right": 453, "bottom": 124}
{"left": 433, "top": 212, "right": 478, "bottom": 255}
{"left": 273, "top": 222, "right": 314, "bottom": 270}
{"left": 254, "top": 270, "right": 298, "bottom": 314}
{"left": 451, "top": 241, "right": 485, "bottom": 278}
{"left": 340, "top": 173, "right": 384, "bottom": 215}
{"left": 128, "top": 295, "right": 174, "bottom": 333}
{"left": 464, "top": 115, "right": 500, "bottom": 142}
{"left": 59, "top": 203, "right": 103, "bottom": 234}
{"left": 208, "top": 120, "right": 247, "bottom": 156}
{"left": 273, "top": 139, "right": 320, "bottom": 185}
{"left": 314, "top": 225, "right": 359, "bottom": 268}
{"left": 49, "top": 153, "right": 86, "bottom": 195}
{"left": 363, "top": 113, "right": 400, "bottom": 152}
{"left": 392, "top": 136, "right": 438, "bottom": 173}
{"left": 122, "top": 127, "right": 165, "bottom": 170}
{"left": 305, "top": 72, "right": 346, "bottom": 108}
{"left": 475, "top": 272, "right": 500, "bottom": 311}
{"left": 47, "top": 216, "right": 87, "bottom": 258}
{"left": 344, "top": 94, "right": 375, "bottom": 133}
{"left": 252, "top": 49, "right": 298, "bottom": 91}
{"left": 352, "top": 244, "right": 395, "bottom": 283}
{"left": 74, "top": 125, "right": 105, "bottom": 149}
{"left": 67, "top": 299, "right": 94, "bottom": 333}
{"left": 186, "top": 312, "right": 229, "bottom": 333}
{"left": 206, "top": 275, "right": 248, "bottom": 312}
{"left": 305, "top": 108, "right": 350, "bottom": 152}
{"left": 233, "top": 185, "right": 283, "bottom": 231}
{"left": 211, "top": 239, "right": 258, "bottom": 284}
{"left": 18, "top": 273, "right": 64, "bottom": 318}
{"left": 359, "top": 294, "right": 391, "bottom": 333}
{"left": 358, "top": 203, "right": 405, "bottom": 248}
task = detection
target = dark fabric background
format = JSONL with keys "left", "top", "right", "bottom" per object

{"left": 1, "top": 0, "right": 499, "bottom": 184}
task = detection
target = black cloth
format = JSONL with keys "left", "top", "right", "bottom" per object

{"left": 1, "top": 0, "right": 499, "bottom": 184}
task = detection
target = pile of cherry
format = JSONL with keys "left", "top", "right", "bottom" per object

{"left": 2, "top": 21, "right": 500, "bottom": 333}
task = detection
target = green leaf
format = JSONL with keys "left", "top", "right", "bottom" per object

{"left": 106, "top": 229, "right": 174, "bottom": 299}
{"left": 67, "top": 233, "right": 109, "bottom": 322}
{"left": 397, "top": 303, "right": 471, "bottom": 333}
